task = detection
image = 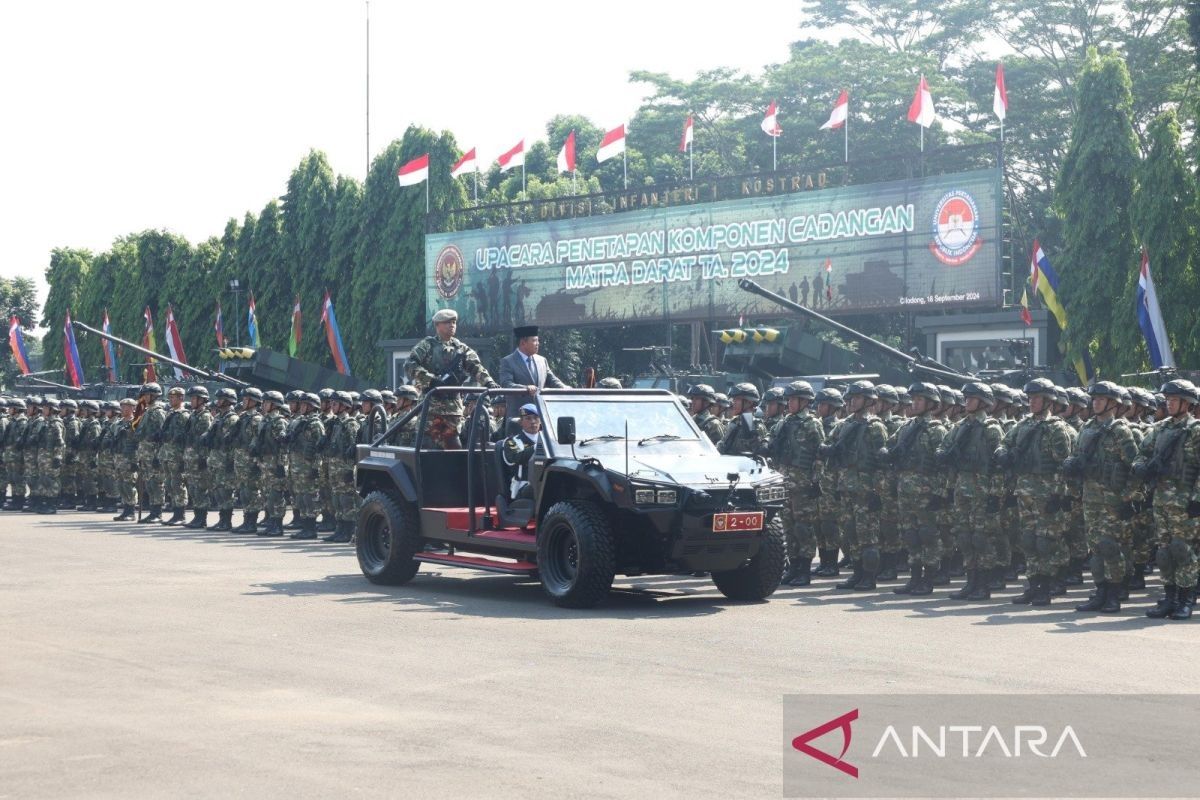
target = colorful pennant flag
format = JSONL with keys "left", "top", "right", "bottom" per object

{"left": 102, "top": 308, "right": 119, "bottom": 382}
{"left": 1136, "top": 249, "right": 1174, "bottom": 369}
{"left": 214, "top": 301, "right": 225, "bottom": 348}
{"left": 142, "top": 306, "right": 158, "bottom": 383}
{"left": 63, "top": 310, "right": 85, "bottom": 388}
{"left": 9, "top": 316, "right": 30, "bottom": 375}
{"left": 320, "top": 290, "right": 351, "bottom": 376}
{"left": 164, "top": 304, "right": 190, "bottom": 379}
{"left": 1019, "top": 286, "right": 1032, "bottom": 327}
{"left": 1030, "top": 240, "right": 1092, "bottom": 384}
{"left": 247, "top": 293, "right": 260, "bottom": 348}
{"left": 289, "top": 295, "right": 302, "bottom": 357}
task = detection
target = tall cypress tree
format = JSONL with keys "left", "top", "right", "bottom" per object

{"left": 1055, "top": 48, "right": 1140, "bottom": 376}
{"left": 40, "top": 248, "right": 92, "bottom": 373}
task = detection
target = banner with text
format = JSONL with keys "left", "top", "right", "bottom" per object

{"left": 425, "top": 168, "right": 1002, "bottom": 329}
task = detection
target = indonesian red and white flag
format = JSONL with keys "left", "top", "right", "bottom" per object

{"left": 164, "top": 304, "right": 189, "bottom": 380}
{"left": 450, "top": 148, "right": 476, "bottom": 178}
{"left": 820, "top": 90, "right": 849, "bottom": 130}
{"left": 761, "top": 101, "right": 782, "bottom": 136}
{"left": 557, "top": 130, "right": 576, "bottom": 173}
{"left": 497, "top": 139, "right": 525, "bottom": 172}
{"left": 679, "top": 115, "right": 694, "bottom": 152}
{"left": 907, "top": 75, "right": 935, "bottom": 128}
{"left": 396, "top": 153, "right": 429, "bottom": 186}
{"left": 993, "top": 63, "right": 1008, "bottom": 122}
{"left": 596, "top": 124, "right": 626, "bottom": 163}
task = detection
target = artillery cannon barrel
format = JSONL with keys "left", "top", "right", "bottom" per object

{"left": 736, "top": 278, "right": 975, "bottom": 384}
{"left": 72, "top": 320, "right": 249, "bottom": 388}
{"left": 19, "top": 375, "right": 84, "bottom": 393}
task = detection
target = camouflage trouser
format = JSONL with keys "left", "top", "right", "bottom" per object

{"left": 878, "top": 473, "right": 900, "bottom": 555}
{"left": 1000, "top": 478, "right": 1020, "bottom": 562}
{"left": 233, "top": 450, "right": 261, "bottom": 514}
{"left": 159, "top": 443, "right": 187, "bottom": 509}
{"left": 289, "top": 455, "right": 321, "bottom": 519}
{"left": 319, "top": 458, "right": 334, "bottom": 516}
{"left": 183, "top": 447, "right": 212, "bottom": 511}
{"left": 952, "top": 483, "right": 997, "bottom": 571}
{"left": 261, "top": 457, "right": 289, "bottom": 520}
{"left": 210, "top": 453, "right": 236, "bottom": 512}
{"left": 331, "top": 458, "right": 359, "bottom": 522}
{"left": 1016, "top": 492, "right": 1068, "bottom": 578}
{"left": 937, "top": 482, "right": 957, "bottom": 561}
{"left": 5, "top": 451, "right": 25, "bottom": 498}
{"left": 896, "top": 474, "right": 941, "bottom": 568}
{"left": 1152, "top": 487, "right": 1199, "bottom": 589}
{"left": 780, "top": 466, "right": 818, "bottom": 562}
{"left": 1130, "top": 504, "right": 1155, "bottom": 566}
{"left": 1081, "top": 481, "right": 1131, "bottom": 584}
{"left": 837, "top": 472, "right": 880, "bottom": 560}
{"left": 77, "top": 453, "right": 98, "bottom": 498}
{"left": 97, "top": 450, "right": 117, "bottom": 499}
{"left": 37, "top": 448, "right": 64, "bottom": 498}
{"left": 1064, "top": 485, "right": 1088, "bottom": 560}
{"left": 136, "top": 442, "right": 164, "bottom": 507}
{"left": 815, "top": 470, "right": 841, "bottom": 554}
{"left": 23, "top": 451, "right": 39, "bottom": 498}
{"left": 117, "top": 455, "right": 138, "bottom": 507}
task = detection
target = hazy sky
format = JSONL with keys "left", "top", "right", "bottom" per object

{"left": 0, "top": 0, "right": 811, "bottom": 315}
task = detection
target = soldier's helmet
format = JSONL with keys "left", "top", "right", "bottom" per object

{"left": 285, "top": 389, "right": 303, "bottom": 403}
{"left": 1015, "top": 390, "right": 1030, "bottom": 408}
{"left": 187, "top": 385, "right": 210, "bottom": 400}
{"left": 686, "top": 383, "right": 717, "bottom": 403}
{"left": 395, "top": 385, "right": 420, "bottom": 400}
{"left": 729, "top": 382, "right": 761, "bottom": 402}
{"left": 895, "top": 387, "right": 912, "bottom": 406}
{"left": 1087, "top": 380, "right": 1122, "bottom": 399}
{"left": 7, "top": 398, "right": 21, "bottom": 409}
{"left": 103, "top": 400, "right": 119, "bottom": 411}
{"left": 961, "top": 381, "right": 994, "bottom": 406}
{"left": 597, "top": 377, "right": 623, "bottom": 389}
{"left": 1114, "top": 386, "right": 1132, "bottom": 406}
{"left": 44, "top": 397, "right": 61, "bottom": 409}
{"left": 263, "top": 390, "right": 285, "bottom": 405}
{"left": 1153, "top": 392, "right": 1166, "bottom": 409}
{"left": 951, "top": 389, "right": 965, "bottom": 406}
{"left": 908, "top": 382, "right": 941, "bottom": 403}
{"left": 139, "top": 382, "right": 162, "bottom": 397}
{"left": 762, "top": 386, "right": 785, "bottom": 404}
{"left": 215, "top": 387, "right": 238, "bottom": 404}
{"left": 361, "top": 389, "right": 383, "bottom": 403}
{"left": 380, "top": 390, "right": 397, "bottom": 403}
{"left": 815, "top": 387, "right": 844, "bottom": 408}
{"left": 167, "top": 386, "right": 185, "bottom": 397}
{"left": 1160, "top": 379, "right": 1199, "bottom": 404}
{"left": 875, "top": 384, "right": 899, "bottom": 404}
{"left": 61, "top": 398, "right": 78, "bottom": 410}
{"left": 844, "top": 380, "right": 877, "bottom": 400}
{"left": 1066, "top": 387, "right": 1089, "bottom": 407}
{"left": 714, "top": 392, "right": 732, "bottom": 409}
{"left": 27, "top": 395, "right": 42, "bottom": 406}
{"left": 1024, "top": 377, "right": 1056, "bottom": 396}
{"left": 80, "top": 399, "right": 99, "bottom": 411}
{"left": 1053, "top": 386, "right": 1069, "bottom": 407}
{"left": 992, "top": 385, "right": 1014, "bottom": 405}
{"left": 318, "top": 388, "right": 335, "bottom": 401}
{"left": 783, "top": 380, "right": 816, "bottom": 400}
{"left": 303, "top": 392, "right": 321, "bottom": 407}
{"left": 334, "top": 390, "right": 354, "bottom": 406}
{"left": 240, "top": 387, "right": 263, "bottom": 403}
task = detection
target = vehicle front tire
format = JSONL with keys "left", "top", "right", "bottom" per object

{"left": 711, "top": 513, "right": 785, "bottom": 602}
{"left": 356, "top": 491, "right": 422, "bottom": 585}
{"left": 537, "top": 500, "right": 615, "bottom": 608}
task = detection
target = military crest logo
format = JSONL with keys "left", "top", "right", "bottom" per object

{"left": 434, "top": 245, "right": 465, "bottom": 299}
{"left": 929, "top": 190, "right": 983, "bottom": 267}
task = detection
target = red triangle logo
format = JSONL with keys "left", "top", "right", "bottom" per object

{"left": 791, "top": 708, "right": 859, "bottom": 778}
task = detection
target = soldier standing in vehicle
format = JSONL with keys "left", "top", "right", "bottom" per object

{"left": 406, "top": 309, "right": 499, "bottom": 449}
{"left": 772, "top": 381, "right": 824, "bottom": 586}
{"left": 718, "top": 383, "right": 769, "bottom": 457}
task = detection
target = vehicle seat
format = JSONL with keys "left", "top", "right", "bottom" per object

{"left": 493, "top": 439, "right": 534, "bottom": 529}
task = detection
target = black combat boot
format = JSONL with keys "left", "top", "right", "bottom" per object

{"left": 290, "top": 517, "right": 318, "bottom": 540}
{"left": 323, "top": 519, "right": 354, "bottom": 543}
{"left": 21, "top": 497, "right": 39, "bottom": 513}
{"left": 6, "top": 496, "right": 24, "bottom": 511}
{"left": 1145, "top": 585, "right": 1178, "bottom": 619}
{"left": 987, "top": 568, "right": 1007, "bottom": 591}
{"left": 257, "top": 517, "right": 284, "bottom": 537}
{"left": 1169, "top": 587, "right": 1194, "bottom": 620}
{"left": 1011, "top": 577, "right": 1037, "bottom": 605}
{"left": 1127, "top": 567, "right": 1146, "bottom": 591}
{"left": 950, "top": 569, "right": 978, "bottom": 600}
{"left": 967, "top": 568, "right": 993, "bottom": 601}
{"left": 1004, "top": 553, "right": 1022, "bottom": 581}
{"left": 780, "top": 560, "right": 800, "bottom": 586}
{"left": 1030, "top": 575, "right": 1053, "bottom": 606}
{"left": 184, "top": 509, "right": 207, "bottom": 529}
{"left": 318, "top": 512, "right": 335, "bottom": 533}
{"left": 1074, "top": 582, "right": 1107, "bottom": 612}
{"left": 895, "top": 565, "right": 922, "bottom": 595}
{"left": 929, "top": 557, "right": 951, "bottom": 586}
{"left": 283, "top": 513, "right": 302, "bottom": 530}
{"left": 814, "top": 548, "right": 839, "bottom": 577}
{"left": 949, "top": 550, "right": 965, "bottom": 577}
{"left": 787, "top": 556, "right": 812, "bottom": 587}
{"left": 210, "top": 509, "right": 234, "bottom": 531}
{"left": 835, "top": 560, "right": 862, "bottom": 590}
{"left": 233, "top": 511, "right": 258, "bottom": 534}
{"left": 138, "top": 505, "right": 161, "bottom": 523}
{"left": 911, "top": 565, "right": 934, "bottom": 596}
{"left": 853, "top": 569, "right": 877, "bottom": 591}
{"left": 837, "top": 553, "right": 852, "bottom": 569}
{"left": 876, "top": 552, "right": 898, "bottom": 581}
{"left": 37, "top": 497, "right": 58, "bottom": 514}
{"left": 1098, "top": 582, "right": 1122, "bottom": 613}
{"left": 161, "top": 507, "right": 187, "bottom": 526}
{"left": 113, "top": 504, "right": 135, "bottom": 521}
{"left": 1063, "top": 556, "right": 1085, "bottom": 586}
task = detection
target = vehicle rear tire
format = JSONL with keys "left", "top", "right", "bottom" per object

{"left": 356, "top": 491, "right": 422, "bottom": 585}
{"left": 537, "top": 500, "right": 615, "bottom": 608}
{"left": 711, "top": 513, "right": 785, "bottom": 601}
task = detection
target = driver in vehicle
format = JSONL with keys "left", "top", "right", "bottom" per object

{"left": 502, "top": 404, "right": 542, "bottom": 501}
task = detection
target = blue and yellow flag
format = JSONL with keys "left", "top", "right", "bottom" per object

{"left": 1030, "top": 240, "right": 1092, "bottom": 384}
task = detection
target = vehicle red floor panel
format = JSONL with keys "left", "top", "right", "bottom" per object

{"left": 427, "top": 507, "right": 533, "bottom": 534}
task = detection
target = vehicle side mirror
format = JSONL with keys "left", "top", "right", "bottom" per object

{"left": 556, "top": 416, "right": 576, "bottom": 445}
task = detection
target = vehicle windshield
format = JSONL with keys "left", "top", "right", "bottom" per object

{"left": 542, "top": 398, "right": 700, "bottom": 447}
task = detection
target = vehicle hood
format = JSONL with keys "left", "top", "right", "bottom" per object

{"left": 617, "top": 452, "right": 775, "bottom": 485}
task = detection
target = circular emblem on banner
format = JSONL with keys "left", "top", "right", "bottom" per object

{"left": 929, "top": 190, "right": 983, "bottom": 266}
{"left": 434, "top": 245, "right": 465, "bottom": 299}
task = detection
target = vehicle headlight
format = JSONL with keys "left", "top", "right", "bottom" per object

{"left": 656, "top": 489, "right": 677, "bottom": 504}
{"left": 634, "top": 488, "right": 656, "bottom": 504}
{"left": 632, "top": 485, "right": 678, "bottom": 505}
{"left": 756, "top": 483, "right": 787, "bottom": 503}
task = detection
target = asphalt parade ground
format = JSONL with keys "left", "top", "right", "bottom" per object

{"left": 1, "top": 512, "right": 1192, "bottom": 799}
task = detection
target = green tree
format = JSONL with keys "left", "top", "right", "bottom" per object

{"left": 40, "top": 248, "right": 92, "bottom": 374}
{"left": 1055, "top": 48, "right": 1140, "bottom": 374}
{"left": 1, "top": 277, "right": 41, "bottom": 387}
{"left": 281, "top": 151, "right": 338, "bottom": 359}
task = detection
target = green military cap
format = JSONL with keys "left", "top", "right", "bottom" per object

{"left": 432, "top": 309, "right": 458, "bottom": 323}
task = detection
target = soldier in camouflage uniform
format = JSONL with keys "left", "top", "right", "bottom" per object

{"left": 1066, "top": 381, "right": 1139, "bottom": 614}
{"left": 821, "top": 381, "right": 888, "bottom": 591}
{"left": 230, "top": 387, "right": 265, "bottom": 534}
{"left": 283, "top": 392, "right": 325, "bottom": 540}
{"left": 255, "top": 391, "right": 291, "bottom": 537}
{"left": 391, "top": 385, "right": 421, "bottom": 446}
{"left": 94, "top": 402, "right": 116, "bottom": 512}
{"left": 718, "top": 383, "right": 769, "bottom": 457}
{"left": 939, "top": 382, "right": 1005, "bottom": 600}
{"left": 3, "top": 398, "right": 29, "bottom": 510}
{"left": 812, "top": 388, "right": 844, "bottom": 576}
{"left": 1133, "top": 379, "right": 1198, "bottom": 621}
{"left": 887, "top": 382, "right": 946, "bottom": 595}
{"left": 207, "top": 388, "right": 241, "bottom": 531}
{"left": 74, "top": 400, "right": 102, "bottom": 511}
{"left": 58, "top": 399, "right": 81, "bottom": 508}
{"left": 990, "top": 385, "right": 1023, "bottom": 581}
{"left": 316, "top": 387, "right": 336, "bottom": 530}
{"left": 771, "top": 381, "right": 824, "bottom": 586}
{"left": 928, "top": 386, "right": 960, "bottom": 584}
{"left": 132, "top": 383, "right": 167, "bottom": 522}
{"left": 405, "top": 309, "right": 499, "bottom": 450}
{"left": 686, "top": 384, "right": 725, "bottom": 445}
{"left": 872, "top": 385, "right": 903, "bottom": 580}
{"left": 1123, "top": 386, "right": 1156, "bottom": 588}
{"left": 182, "top": 386, "right": 214, "bottom": 529}
{"left": 22, "top": 397, "right": 46, "bottom": 513}
{"left": 322, "top": 391, "right": 361, "bottom": 543}
{"left": 157, "top": 387, "right": 191, "bottom": 525}
{"left": 0, "top": 397, "right": 9, "bottom": 505}
{"left": 35, "top": 398, "right": 67, "bottom": 514}
{"left": 1059, "top": 386, "right": 1091, "bottom": 584}
{"left": 761, "top": 387, "right": 786, "bottom": 433}
{"left": 112, "top": 399, "right": 138, "bottom": 520}
{"left": 995, "top": 379, "right": 1076, "bottom": 606}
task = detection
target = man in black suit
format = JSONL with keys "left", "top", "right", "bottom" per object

{"left": 498, "top": 325, "right": 567, "bottom": 396}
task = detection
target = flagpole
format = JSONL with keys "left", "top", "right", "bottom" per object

{"left": 920, "top": 125, "right": 924, "bottom": 153}
{"left": 622, "top": 149, "right": 627, "bottom": 190}
{"left": 425, "top": 176, "right": 429, "bottom": 214}
{"left": 844, "top": 112, "right": 849, "bottom": 163}
{"left": 473, "top": 170, "right": 478, "bottom": 204}
{"left": 521, "top": 162, "right": 526, "bottom": 194}
{"left": 689, "top": 140, "right": 693, "bottom": 181}
{"left": 772, "top": 134, "right": 777, "bottom": 171}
